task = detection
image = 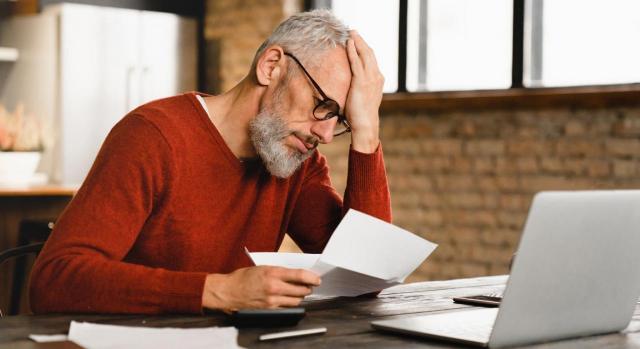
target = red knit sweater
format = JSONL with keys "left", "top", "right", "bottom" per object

{"left": 29, "top": 92, "right": 391, "bottom": 314}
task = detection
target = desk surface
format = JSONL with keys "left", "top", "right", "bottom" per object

{"left": 1, "top": 275, "right": 640, "bottom": 348}
{"left": 0, "top": 185, "right": 77, "bottom": 197}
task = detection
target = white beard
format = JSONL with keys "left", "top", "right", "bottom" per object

{"left": 249, "top": 105, "right": 315, "bottom": 178}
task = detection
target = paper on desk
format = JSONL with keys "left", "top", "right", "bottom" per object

{"left": 64, "top": 321, "right": 244, "bottom": 349}
{"left": 29, "top": 334, "right": 68, "bottom": 342}
{"left": 247, "top": 209, "right": 437, "bottom": 297}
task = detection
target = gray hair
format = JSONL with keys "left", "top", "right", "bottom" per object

{"left": 252, "top": 9, "right": 350, "bottom": 71}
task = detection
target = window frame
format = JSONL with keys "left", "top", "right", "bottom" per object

{"left": 306, "top": 0, "right": 640, "bottom": 108}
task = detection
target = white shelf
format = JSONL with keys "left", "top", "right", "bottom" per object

{"left": 0, "top": 47, "right": 19, "bottom": 62}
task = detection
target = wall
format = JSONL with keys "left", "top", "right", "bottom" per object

{"left": 204, "top": 0, "right": 640, "bottom": 282}
{"left": 322, "top": 106, "right": 640, "bottom": 282}
{"left": 205, "top": 0, "right": 300, "bottom": 92}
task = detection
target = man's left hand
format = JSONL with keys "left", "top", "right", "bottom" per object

{"left": 345, "top": 30, "right": 384, "bottom": 153}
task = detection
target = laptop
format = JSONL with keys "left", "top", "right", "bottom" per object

{"left": 372, "top": 190, "right": 640, "bottom": 348}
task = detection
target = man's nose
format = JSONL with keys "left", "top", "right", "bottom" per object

{"left": 310, "top": 118, "right": 337, "bottom": 144}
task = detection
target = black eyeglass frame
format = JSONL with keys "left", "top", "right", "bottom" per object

{"left": 283, "top": 52, "right": 351, "bottom": 136}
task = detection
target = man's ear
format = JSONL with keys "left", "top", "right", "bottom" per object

{"left": 255, "top": 46, "right": 285, "bottom": 86}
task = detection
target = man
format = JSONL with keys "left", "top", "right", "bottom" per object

{"left": 29, "top": 9, "right": 391, "bottom": 314}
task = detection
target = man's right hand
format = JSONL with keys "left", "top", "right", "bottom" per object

{"left": 201, "top": 266, "right": 321, "bottom": 313}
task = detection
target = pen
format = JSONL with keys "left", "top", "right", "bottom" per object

{"left": 258, "top": 327, "right": 327, "bottom": 341}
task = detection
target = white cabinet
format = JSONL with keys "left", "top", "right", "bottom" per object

{"left": 57, "top": 4, "right": 196, "bottom": 184}
{"left": 0, "top": 3, "right": 197, "bottom": 185}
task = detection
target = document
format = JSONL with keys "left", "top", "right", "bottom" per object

{"left": 29, "top": 322, "right": 244, "bottom": 349}
{"left": 247, "top": 209, "right": 438, "bottom": 297}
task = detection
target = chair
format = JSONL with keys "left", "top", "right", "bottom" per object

{"left": 8, "top": 219, "right": 54, "bottom": 315}
{"left": 0, "top": 242, "right": 45, "bottom": 317}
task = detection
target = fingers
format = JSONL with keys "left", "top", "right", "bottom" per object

{"left": 264, "top": 296, "right": 304, "bottom": 308}
{"left": 270, "top": 280, "right": 313, "bottom": 298}
{"left": 273, "top": 267, "right": 321, "bottom": 286}
{"left": 346, "top": 37, "right": 363, "bottom": 75}
{"left": 349, "top": 31, "right": 378, "bottom": 71}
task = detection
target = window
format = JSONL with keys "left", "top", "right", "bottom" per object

{"left": 312, "top": 0, "right": 640, "bottom": 92}
{"left": 525, "top": 0, "right": 640, "bottom": 87}
{"left": 407, "top": 0, "right": 512, "bottom": 91}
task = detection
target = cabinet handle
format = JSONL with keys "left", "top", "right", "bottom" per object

{"left": 125, "top": 65, "right": 136, "bottom": 111}
{"left": 139, "top": 66, "right": 150, "bottom": 105}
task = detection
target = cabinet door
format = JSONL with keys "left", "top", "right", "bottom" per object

{"left": 139, "top": 11, "right": 197, "bottom": 104}
{"left": 58, "top": 4, "right": 139, "bottom": 184}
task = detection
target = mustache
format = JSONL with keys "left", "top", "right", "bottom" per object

{"left": 292, "top": 131, "right": 319, "bottom": 150}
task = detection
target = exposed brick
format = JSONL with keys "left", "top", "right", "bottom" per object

{"left": 420, "top": 210, "right": 445, "bottom": 227}
{"left": 444, "top": 210, "right": 498, "bottom": 228}
{"left": 469, "top": 245, "right": 516, "bottom": 264}
{"left": 451, "top": 157, "right": 473, "bottom": 173}
{"left": 589, "top": 119, "right": 615, "bottom": 136}
{"left": 489, "top": 263, "right": 510, "bottom": 275}
{"left": 540, "top": 157, "right": 563, "bottom": 174}
{"left": 496, "top": 211, "right": 527, "bottom": 229}
{"left": 451, "top": 227, "right": 481, "bottom": 244}
{"left": 434, "top": 175, "right": 476, "bottom": 191}
{"left": 393, "top": 192, "right": 422, "bottom": 208}
{"left": 406, "top": 175, "right": 433, "bottom": 190}
{"left": 465, "top": 140, "right": 505, "bottom": 156}
{"left": 454, "top": 119, "right": 476, "bottom": 137}
{"left": 605, "top": 139, "right": 640, "bottom": 157}
{"left": 564, "top": 119, "right": 587, "bottom": 136}
{"left": 480, "top": 229, "right": 521, "bottom": 247}
{"left": 563, "top": 158, "right": 586, "bottom": 176}
{"left": 613, "top": 118, "right": 640, "bottom": 137}
{"left": 473, "top": 158, "right": 496, "bottom": 175}
{"left": 420, "top": 139, "right": 463, "bottom": 156}
{"left": 499, "top": 194, "right": 531, "bottom": 211}
{"left": 519, "top": 175, "right": 592, "bottom": 192}
{"left": 445, "top": 193, "right": 486, "bottom": 209}
{"left": 613, "top": 159, "right": 638, "bottom": 178}
{"left": 586, "top": 160, "right": 611, "bottom": 178}
{"left": 459, "top": 263, "right": 490, "bottom": 277}
{"left": 496, "top": 176, "right": 520, "bottom": 191}
{"left": 422, "top": 157, "right": 452, "bottom": 173}
{"left": 506, "top": 140, "right": 554, "bottom": 156}
{"left": 515, "top": 157, "right": 538, "bottom": 174}
{"left": 556, "top": 140, "right": 603, "bottom": 157}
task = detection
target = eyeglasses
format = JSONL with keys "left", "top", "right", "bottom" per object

{"left": 283, "top": 52, "right": 351, "bottom": 137}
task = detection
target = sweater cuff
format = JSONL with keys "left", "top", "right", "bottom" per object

{"left": 347, "top": 142, "right": 386, "bottom": 192}
{"left": 158, "top": 270, "right": 208, "bottom": 314}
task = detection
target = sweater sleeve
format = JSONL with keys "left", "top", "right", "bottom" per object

{"left": 287, "top": 143, "right": 392, "bottom": 253}
{"left": 29, "top": 115, "right": 207, "bottom": 314}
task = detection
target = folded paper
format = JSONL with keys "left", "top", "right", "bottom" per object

{"left": 247, "top": 209, "right": 438, "bottom": 297}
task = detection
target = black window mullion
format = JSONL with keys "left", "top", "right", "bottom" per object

{"left": 512, "top": 0, "right": 525, "bottom": 88}
{"left": 398, "top": 0, "right": 408, "bottom": 92}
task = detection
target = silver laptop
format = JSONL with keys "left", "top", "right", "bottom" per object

{"left": 372, "top": 191, "right": 640, "bottom": 348}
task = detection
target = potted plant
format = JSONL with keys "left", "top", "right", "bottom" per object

{"left": 0, "top": 103, "right": 45, "bottom": 186}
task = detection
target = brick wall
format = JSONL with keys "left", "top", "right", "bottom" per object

{"left": 205, "top": 0, "right": 300, "bottom": 92}
{"left": 321, "top": 107, "right": 640, "bottom": 282}
{"left": 205, "top": 1, "right": 640, "bottom": 282}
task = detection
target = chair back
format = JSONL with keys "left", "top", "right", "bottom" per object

{"left": 0, "top": 242, "right": 45, "bottom": 317}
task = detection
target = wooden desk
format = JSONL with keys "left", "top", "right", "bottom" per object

{"left": 0, "top": 185, "right": 77, "bottom": 315}
{"left": 0, "top": 185, "right": 77, "bottom": 197}
{"left": 2, "top": 275, "right": 639, "bottom": 348}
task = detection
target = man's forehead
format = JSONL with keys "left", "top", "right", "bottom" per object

{"left": 307, "top": 47, "right": 351, "bottom": 108}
